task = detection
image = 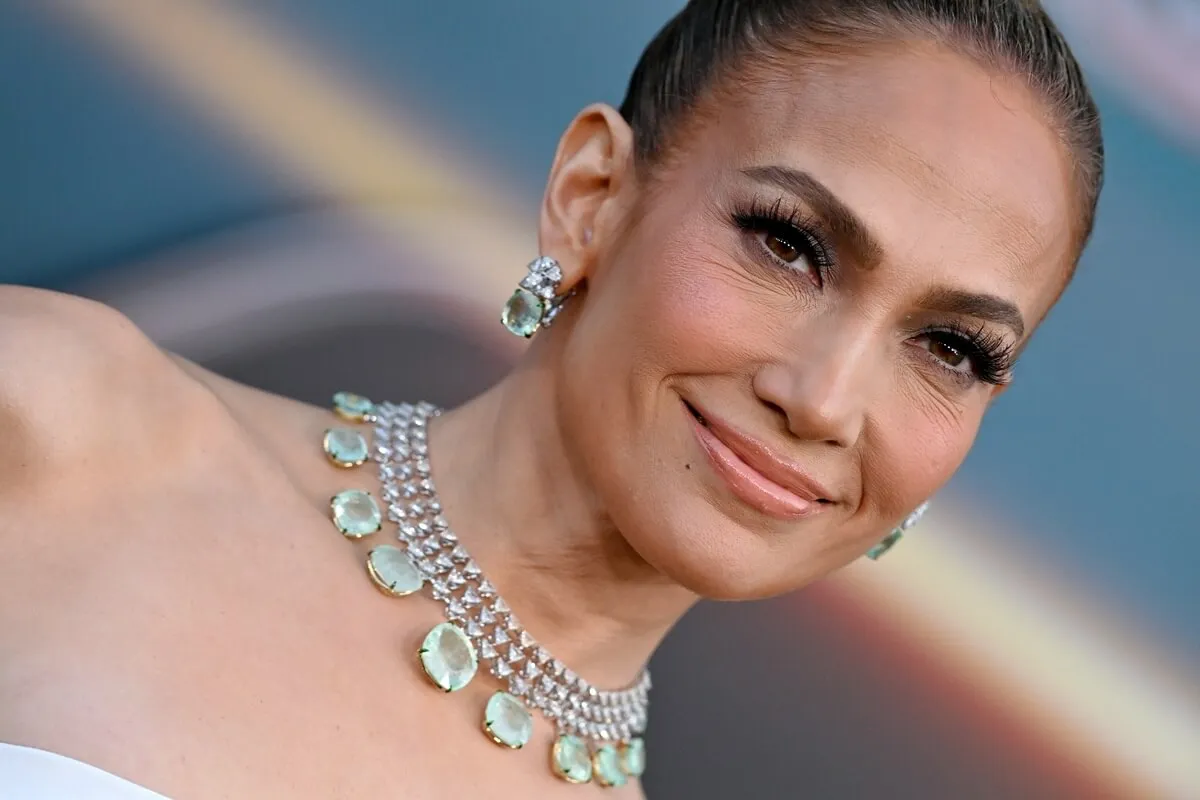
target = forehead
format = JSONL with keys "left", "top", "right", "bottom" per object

{"left": 691, "top": 44, "right": 1077, "bottom": 325}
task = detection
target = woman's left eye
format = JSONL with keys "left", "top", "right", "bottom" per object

{"left": 917, "top": 334, "right": 972, "bottom": 372}
{"left": 910, "top": 326, "right": 1014, "bottom": 387}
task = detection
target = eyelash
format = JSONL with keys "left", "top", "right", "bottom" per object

{"left": 730, "top": 196, "right": 1016, "bottom": 387}
{"left": 731, "top": 197, "right": 834, "bottom": 285}
{"left": 921, "top": 320, "right": 1017, "bottom": 386}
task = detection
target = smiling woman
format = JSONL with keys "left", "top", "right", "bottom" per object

{"left": 0, "top": 1, "right": 1102, "bottom": 798}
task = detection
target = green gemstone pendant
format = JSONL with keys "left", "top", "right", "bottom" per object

{"left": 593, "top": 744, "right": 627, "bottom": 788}
{"left": 419, "top": 623, "right": 478, "bottom": 692}
{"left": 332, "top": 391, "right": 375, "bottom": 422}
{"left": 330, "top": 489, "right": 382, "bottom": 538}
{"left": 366, "top": 545, "right": 424, "bottom": 597}
{"left": 866, "top": 528, "right": 903, "bottom": 560}
{"left": 551, "top": 735, "right": 593, "bottom": 784}
{"left": 483, "top": 691, "right": 533, "bottom": 749}
{"left": 323, "top": 427, "right": 369, "bottom": 468}
{"left": 620, "top": 737, "right": 646, "bottom": 778}
{"left": 500, "top": 288, "right": 545, "bottom": 338}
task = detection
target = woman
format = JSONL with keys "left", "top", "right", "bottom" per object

{"left": 0, "top": 0, "right": 1102, "bottom": 796}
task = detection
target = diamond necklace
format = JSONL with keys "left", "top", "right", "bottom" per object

{"left": 324, "top": 392, "right": 649, "bottom": 788}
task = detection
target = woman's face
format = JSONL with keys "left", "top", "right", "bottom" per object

{"left": 549, "top": 46, "right": 1078, "bottom": 599}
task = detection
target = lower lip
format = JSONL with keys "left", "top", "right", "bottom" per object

{"left": 685, "top": 406, "right": 816, "bottom": 521}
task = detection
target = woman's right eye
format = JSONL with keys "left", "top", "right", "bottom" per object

{"left": 732, "top": 200, "right": 834, "bottom": 289}
{"left": 741, "top": 219, "right": 830, "bottom": 288}
{"left": 762, "top": 230, "right": 803, "bottom": 264}
{"left": 756, "top": 228, "right": 816, "bottom": 277}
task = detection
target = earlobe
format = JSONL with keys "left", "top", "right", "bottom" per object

{"left": 538, "top": 103, "right": 634, "bottom": 286}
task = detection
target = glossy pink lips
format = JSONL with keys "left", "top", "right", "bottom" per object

{"left": 685, "top": 401, "right": 826, "bottom": 520}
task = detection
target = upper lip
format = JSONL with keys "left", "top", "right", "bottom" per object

{"left": 686, "top": 399, "right": 833, "bottom": 504}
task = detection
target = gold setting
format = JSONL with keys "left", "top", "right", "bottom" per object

{"left": 329, "top": 489, "right": 382, "bottom": 538}
{"left": 417, "top": 622, "right": 478, "bottom": 693}
{"left": 417, "top": 644, "right": 455, "bottom": 694}
{"left": 323, "top": 427, "right": 368, "bottom": 468}
{"left": 619, "top": 737, "right": 646, "bottom": 778}
{"left": 332, "top": 391, "right": 376, "bottom": 423}
{"left": 592, "top": 745, "right": 626, "bottom": 788}
{"left": 482, "top": 717, "right": 519, "bottom": 749}
{"left": 365, "top": 545, "right": 424, "bottom": 597}
{"left": 481, "top": 692, "right": 531, "bottom": 750}
{"left": 551, "top": 735, "right": 593, "bottom": 785}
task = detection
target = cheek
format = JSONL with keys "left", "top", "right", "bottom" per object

{"left": 863, "top": 394, "right": 981, "bottom": 530}
{"left": 899, "top": 419, "right": 972, "bottom": 496}
{"left": 614, "top": 218, "right": 786, "bottom": 375}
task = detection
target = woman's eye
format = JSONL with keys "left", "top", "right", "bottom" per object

{"left": 911, "top": 327, "right": 1014, "bottom": 387}
{"left": 757, "top": 229, "right": 813, "bottom": 274}
{"left": 733, "top": 210, "right": 829, "bottom": 286}
{"left": 764, "top": 232, "right": 801, "bottom": 263}
{"left": 919, "top": 335, "right": 972, "bottom": 372}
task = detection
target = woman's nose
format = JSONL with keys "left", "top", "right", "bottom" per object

{"left": 751, "top": 325, "right": 876, "bottom": 448}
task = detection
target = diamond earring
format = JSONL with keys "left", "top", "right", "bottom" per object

{"left": 500, "top": 256, "right": 573, "bottom": 338}
{"left": 867, "top": 501, "right": 929, "bottom": 560}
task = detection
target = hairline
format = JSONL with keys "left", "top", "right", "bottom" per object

{"left": 624, "top": 30, "right": 1096, "bottom": 261}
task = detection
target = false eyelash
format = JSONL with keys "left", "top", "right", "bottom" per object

{"left": 730, "top": 196, "right": 836, "bottom": 276}
{"left": 925, "top": 319, "right": 1018, "bottom": 385}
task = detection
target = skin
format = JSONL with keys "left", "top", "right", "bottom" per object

{"left": 0, "top": 44, "right": 1077, "bottom": 798}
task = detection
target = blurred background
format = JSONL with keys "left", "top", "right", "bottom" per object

{"left": 3, "top": 1, "right": 1198, "bottom": 797}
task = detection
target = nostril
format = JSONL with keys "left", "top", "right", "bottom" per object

{"left": 761, "top": 398, "right": 788, "bottom": 419}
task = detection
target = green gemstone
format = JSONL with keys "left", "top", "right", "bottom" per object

{"left": 620, "top": 737, "right": 646, "bottom": 778}
{"left": 330, "top": 489, "right": 382, "bottom": 538}
{"left": 551, "top": 735, "right": 593, "bottom": 784}
{"left": 500, "top": 288, "right": 545, "bottom": 338}
{"left": 323, "top": 427, "right": 369, "bottom": 467}
{"left": 593, "top": 744, "right": 627, "bottom": 787}
{"left": 419, "top": 623, "right": 478, "bottom": 692}
{"left": 866, "top": 528, "right": 903, "bottom": 560}
{"left": 332, "top": 391, "right": 375, "bottom": 422}
{"left": 366, "top": 545, "right": 424, "bottom": 597}
{"left": 483, "top": 691, "right": 533, "bottom": 749}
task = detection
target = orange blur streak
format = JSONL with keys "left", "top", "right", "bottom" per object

{"left": 50, "top": 0, "right": 532, "bottom": 306}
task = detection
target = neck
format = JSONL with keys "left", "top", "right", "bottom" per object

{"left": 427, "top": 357, "right": 695, "bottom": 690}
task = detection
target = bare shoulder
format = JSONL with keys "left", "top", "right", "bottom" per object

{"left": 0, "top": 284, "right": 165, "bottom": 385}
{"left": 0, "top": 285, "right": 224, "bottom": 507}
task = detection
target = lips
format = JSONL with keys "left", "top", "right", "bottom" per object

{"left": 684, "top": 398, "right": 830, "bottom": 521}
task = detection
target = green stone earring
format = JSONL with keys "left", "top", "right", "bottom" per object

{"left": 867, "top": 501, "right": 929, "bottom": 560}
{"left": 501, "top": 256, "right": 573, "bottom": 338}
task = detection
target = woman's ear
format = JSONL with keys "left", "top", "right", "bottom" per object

{"left": 538, "top": 103, "right": 634, "bottom": 290}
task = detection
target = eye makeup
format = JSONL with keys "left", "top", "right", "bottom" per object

{"left": 731, "top": 196, "right": 835, "bottom": 287}
{"left": 728, "top": 195, "right": 1019, "bottom": 387}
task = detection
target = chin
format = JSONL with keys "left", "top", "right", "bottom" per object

{"left": 617, "top": 493, "right": 819, "bottom": 601}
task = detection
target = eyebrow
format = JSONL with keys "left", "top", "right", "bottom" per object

{"left": 743, "top": 164, "right": 1026, "bottom": 339}
{"left": 741, "top": 165, "right": 885, "bottom": 270}
{"left": 918, "top": 287, "right": 1026, "bottom": 338}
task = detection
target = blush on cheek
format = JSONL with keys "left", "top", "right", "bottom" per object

{"left": 636, "top": 244, "right": 777, "bottom": 371}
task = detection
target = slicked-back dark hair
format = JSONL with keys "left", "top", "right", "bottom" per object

{"left": 618, "top": 0, "right": 1104, "bottom": 249}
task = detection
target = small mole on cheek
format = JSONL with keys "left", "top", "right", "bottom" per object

{"left": 685, "top": 463, "right": 691, "bottom": 470}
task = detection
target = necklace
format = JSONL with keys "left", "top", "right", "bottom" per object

{"left": 323, "top": 392, "right": 650, "bottom": 788}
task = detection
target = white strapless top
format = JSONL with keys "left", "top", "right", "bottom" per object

{"left": 0, "top": 743, "right": 170, "bottom": 799}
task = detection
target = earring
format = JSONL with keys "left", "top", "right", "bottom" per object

{"left": 500, "top": 256, "right": 574, "bottom": 338}
{"left": 867, "top": 501, "right": 929, "bottom": 560}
